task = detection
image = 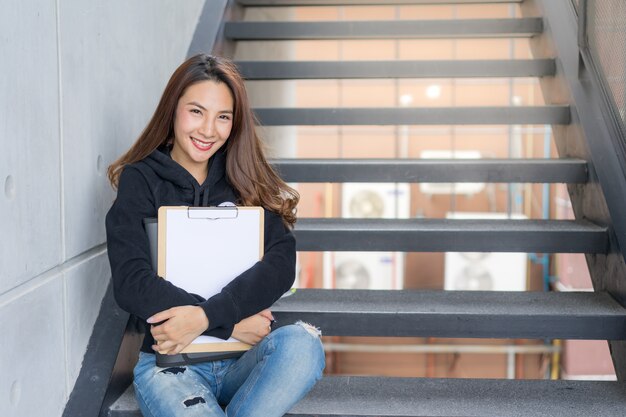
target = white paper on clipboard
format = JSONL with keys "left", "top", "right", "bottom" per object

{"left": 157, "top": 206, "right": 264, "bottom": 352}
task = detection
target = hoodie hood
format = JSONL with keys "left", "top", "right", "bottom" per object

{"left": 141, "top": 145, "right": 227, "bottom": 207}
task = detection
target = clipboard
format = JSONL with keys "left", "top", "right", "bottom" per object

{"left": 155, "top": 205, "right": 264, "bottom": 366}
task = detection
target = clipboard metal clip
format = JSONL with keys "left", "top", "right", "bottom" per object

{"left": 187, "top": 206, "right": 239, "bottom": 220}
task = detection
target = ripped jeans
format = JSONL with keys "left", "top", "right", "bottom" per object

{"left": 133, "top": 323, "right": 325, "bottom": 417}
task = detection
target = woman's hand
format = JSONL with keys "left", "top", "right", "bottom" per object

{"left": 231, "top": 309, "right": 274, "bottom": 345}
{"left": 148, "top": 306, "right": 209, "bottom": 355}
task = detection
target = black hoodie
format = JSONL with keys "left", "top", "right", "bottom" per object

{"left": 105, "top": 146, "right": 296, "bottom": 353}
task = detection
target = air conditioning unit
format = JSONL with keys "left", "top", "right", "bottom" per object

{"left": 342, "top": 182, "right": 410, "bottom": 219}
{"left": 444, "top": 212, "right": 527, "bottom": 291}
{"left": 323, "top": 251, "right": 404, "bottom": 290}
{"left": 323, "top": 183, "right": 409, "bottom": 290}
{"left": 420, "top": 150, "right": 485, "bottom": 195}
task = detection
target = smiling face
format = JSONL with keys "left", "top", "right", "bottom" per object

{"left": 171, "top": 80, "right": 234, "bottom": 183}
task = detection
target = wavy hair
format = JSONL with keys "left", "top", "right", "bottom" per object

{"left": 107, "top": 54, "right": 299, "bottom": 226}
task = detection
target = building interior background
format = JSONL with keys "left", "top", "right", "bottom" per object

{"left": 236, "top": 2, "right": 615, "bottom": 381}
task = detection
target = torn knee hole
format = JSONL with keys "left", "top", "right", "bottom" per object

{"left": 183, "top": 397, "right": 206, "bottom": 407}
{"left": 295, "top": 320, "right": 322, "bottom": 337}
{"left": 160, "top": 366, "right": 186, "bottom": 375}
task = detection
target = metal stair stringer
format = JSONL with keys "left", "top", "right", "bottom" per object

{"left": 521, "top": 0, "right": 626, "bottom": 380}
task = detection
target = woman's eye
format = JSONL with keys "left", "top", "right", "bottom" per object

{"left": 190, "top": 109, "right": 202, "bottom": 115}
{"left": 219, "top": 114, "right": 231, "bottom": 120}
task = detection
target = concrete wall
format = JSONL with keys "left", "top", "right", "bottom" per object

{"left": 0, "top": 1, "right": 206, "bottom": 416}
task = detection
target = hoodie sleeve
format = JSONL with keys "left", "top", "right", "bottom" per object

{"left": 106, "top": 166, "right": 223, "bottom": 328}
{"left": 199, "top": 209, "right": 296, "bottom": 331}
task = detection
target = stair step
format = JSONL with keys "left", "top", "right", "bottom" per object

{"left": 290, "top": 377, "right": 626, "bottom": 416}
{"left": 238, "top": 0, "right": 523, "bottom": 6}
{"left": 109, "top": 376, "right": 626, "bottom": 417}
{"left": 238, "top": 59, "right": 556, "bottom": 79}
{"left": 272, "top": 289, "right": 626, "bottom": 339}
{"left": 271, "top": 158, "right": 587, "bottom": 183}
{"left": 254, "top": 106, "right": 571, "bottom": 125}
{"left": 225, "top": 18, "right": 542, "bottom": 40}
{"left": 107, "top": 386, "right": 139, "bottom": 417}
{"left": 294, "top": 218, "right": 607, "bottom": 252}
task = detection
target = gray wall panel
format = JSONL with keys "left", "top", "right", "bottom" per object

{"left": 59, "top": 0, "right": 205, "bottom": 260}
{"left": 0, "top": 278, "right": 66, "bottom": 417}
{"left": 0, "top": 0, "right": 62, "bottom": 294}
{"left": 63, "top": 252, "right": 110, "bottom": 393}
{"left": 2, "top": 1, "right": 210, "bottom": 416}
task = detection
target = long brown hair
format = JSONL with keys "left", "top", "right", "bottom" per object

{"left": 108, "top": 54, "right": 299, "bottom": 226}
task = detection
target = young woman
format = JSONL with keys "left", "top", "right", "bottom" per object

{"left": 105, "top": 54, "right": 325, "bottom": 417}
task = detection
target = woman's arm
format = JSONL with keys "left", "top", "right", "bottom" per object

{"left": 147, "top": 305, "right": 209, "bottom": 354}
{"left": 106, "top": 166, "right": 208, "bottom": 320}
{"left": 230, "top": 309, "right": 273, "bottom": 345}
{"left": 148, "top": 307, "right": 272, "bottom": 354}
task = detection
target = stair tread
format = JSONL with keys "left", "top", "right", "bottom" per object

{"left": 237, "top": 59, "right": 556, "bottom": 79}
{"left": 225, "top": 18, "right": 543, "bottom": 40}
{"left": 294, "top": 218, "right": 608, "bottom": 253}
{"left": 291, "top": 376, "right": 626, "bottom": 416}
{"left": 109, "top": 377, "right": 626, "bottom": 417}
{"left": 274, "top": 289, "right": 625, "bottom": 317}
{"left": 253, "top": 106, "right": 571, "bottom": 125}
{"left": 271, "top": 289, "right": 626, "bottom": 339}
{"left": 271, "top": 158, "right": 587, "bottom": 183}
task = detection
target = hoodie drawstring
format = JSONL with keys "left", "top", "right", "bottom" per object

{"left": 192, "top": 184, "right": 211, "bottom": 207}
{"left": 193, "top": 186, "right": 201, "bottom": 207}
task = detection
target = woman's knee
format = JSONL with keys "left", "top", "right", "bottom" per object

{"left": 271, "top": 323, "right": 325, "bottom": 372}
{"left": 273, "top": 322, "right": 322, "bottom": 346}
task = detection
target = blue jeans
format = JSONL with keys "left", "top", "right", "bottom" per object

{"left": 133, "top": 323, "right": 325, "bottom": 417}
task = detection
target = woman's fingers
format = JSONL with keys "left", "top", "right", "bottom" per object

{"left": 152, "top": 340, "right": 186, "bottom": 355}
{"left": 149, "top": 305, "right": 208, "bottom": 342}
{"left": 257, "top": 317, "right": 271, "bottom": 337}
{"left": 150, "top": 323, "right": 165, "bottom": 338}
{"left": 147, "top": 306, "right": 210, "bottom": 355}
{"left": 146, "top": 308, "right": 176, "bottom": 324}
{"left": 258, "top": 309, "right": 274, "bottom": 321}
{"left": 152, "top": 340, "right": 173, "bottom": 353}
{"left": 231, "top": 313, "right": 273, "bottom": 345}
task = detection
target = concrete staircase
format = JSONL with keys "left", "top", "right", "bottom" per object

{"left": 104, "top": 0, "right": 626, "bottom": 415}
